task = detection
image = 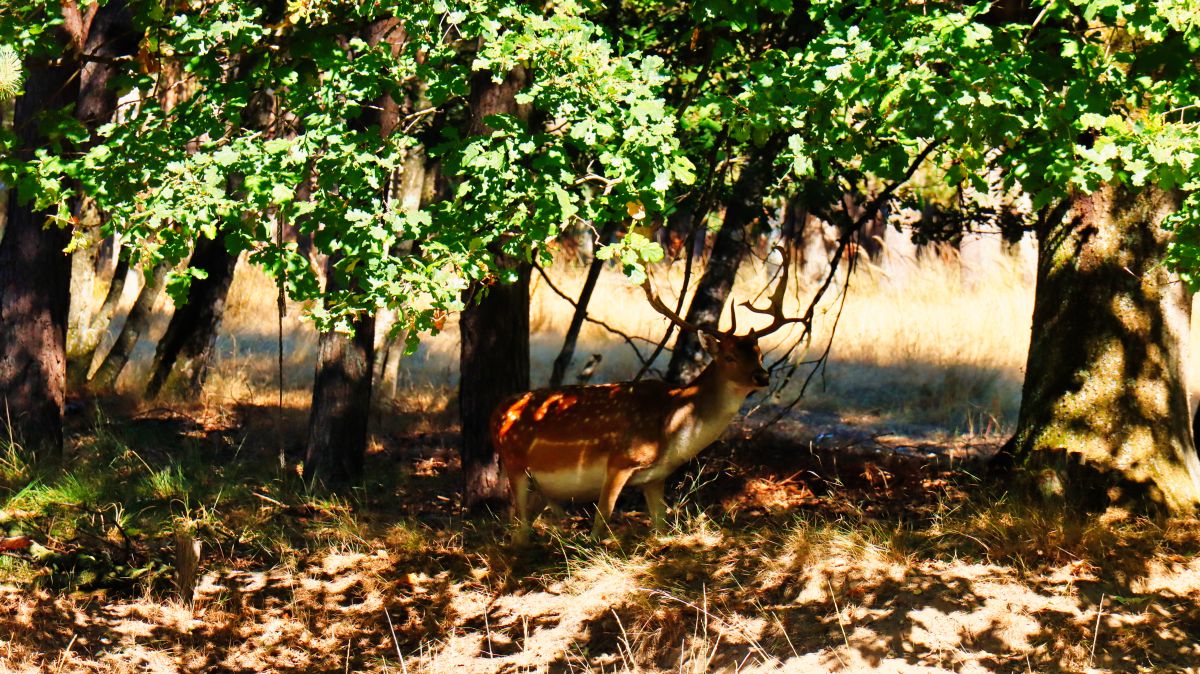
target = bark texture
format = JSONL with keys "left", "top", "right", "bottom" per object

{"left": 0, "top": 47, "right": 78, "bottom": 456}
{"left": 458, "top": 65, "right": 531, "bottom": 509}
{"left": 1006, "top": 185, "right": 1200, "bottom": 513}
{"left": 305, "top": 258, "right": 377, "bottom": 484}
{"left": 68, "top": 251, "right": 129, "bottom": 386}
{"left": 89, "top": 262, "right": 168, "bottom": 392}
{"left": 304, "top": 18, "right": 404, "bottom": 485}
{"left": 460, "top": 264, "right": 531, "bottom": 508}
{"left": 144, "top": 234, "right": 239, "bottom": 398}
{"left": 666, "top": 140, "right": 779, "bottom": 384}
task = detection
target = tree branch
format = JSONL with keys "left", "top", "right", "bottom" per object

{"left": 533, "top": 262, "right": 653, "bottom": 370}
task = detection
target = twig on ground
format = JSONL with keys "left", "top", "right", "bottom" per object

{"left": 1090, "top": 593, "right": 1106, "bottom": 666}
{"left": 384, "top": 608, "right": 409, "bottom": 673}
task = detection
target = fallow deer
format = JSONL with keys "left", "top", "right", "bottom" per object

{"left": 491, "top": 271, "right": 801, "bottom": 544}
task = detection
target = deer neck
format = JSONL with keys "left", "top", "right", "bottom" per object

{"left": 660, "top": 363, "right": 753, "bottom": 466}
{"left": 687, "top": 362, "right": 754, "bottom": 412}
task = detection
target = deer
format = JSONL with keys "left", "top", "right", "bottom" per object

{"left": 491, "top": 264, "right": 802, "bottom": 544}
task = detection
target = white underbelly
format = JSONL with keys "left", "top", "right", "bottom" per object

{"left": 531, "top": 464, "right": 608, "bottom": 500}
{"left": 628, "top": 462, "right": 673, "bottom": 486}
{"left": 528, "top": 410, "right": 735, "bottom": 500}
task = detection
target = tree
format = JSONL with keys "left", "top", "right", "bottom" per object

{"left": 303, "top": 18, "right": 403, "bottom": 486}
{"left": 68, "top": 249, "right": 129, "bottom": 386}
{"left": 776, "top": 2, "right": 1200, "bottom": 512}
{"left": 666, "top": 135, "right": 782, "bottom": 384}
{"left": 976, "top": 5, "right": 1200, "bottom": 512}
{"left": 305, "top": 258, "right": 377, "bottom": 484}
{"left": 458, "top": 65, "right": 532, "bottom": 508}
{"left": 0, "top": 35, "right": 75, "bottom": 456}
{"left": 65, "top": 0, "right": 137, "bottom": 385}
{"left": 89, "top": 261, "right": 168, "bottom": 392}
{"left": 1009, "top": 185, "right": 1199, "bottom": 511}
{"left": 3, "top": 2, "right": 692, "bottom": 491}
{"left": 548, "top": 221, "right": 617, "bottom": 387}
{"left": 143, "top": 233, "right": 239, "bottom": 398}
{"left": 1, "top": 1, "right": 139, "bottom": 449}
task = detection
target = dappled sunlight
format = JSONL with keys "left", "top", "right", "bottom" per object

{"left": 3, "top": 400, "right": 1200, "bottom": 672}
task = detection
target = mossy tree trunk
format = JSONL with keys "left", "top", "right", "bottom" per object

{"left": 1005, "top": 184, "right": 1200, "bottom": 514}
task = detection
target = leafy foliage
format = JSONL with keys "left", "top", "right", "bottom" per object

{"left": 0, "top": 0, "right": 690, "bottom": 341}
{"left": 2, "top": 0, "right": 1199, "bottom": 329}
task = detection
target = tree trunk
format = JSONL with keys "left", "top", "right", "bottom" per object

{"left": 68, "top": 225, "right": 103, "bottom": 366}
{"left": 549, "top": 222, "right": 618, "bottom": 387}
{"left": 375, "top": 144, "right": 427, "bottom": 396}
{"left": 460, "top": 264, "right": 531, "bottom": 508}
{"left": 89, "top": 262, "right": 168, "bottom": 392}
{"left": 66, "top": 2, "right": 137, "bottom": 388}
{"left": 305, "top": 258, "right": 377, "bottom": 485}
{"left": 304, "top": 18, "right": 405, "bottom": 485}
{"left": 0, "top": 52, "right": 77, "bottom": 456}
{"left": 143, "top": 233, "right": 239, "bottom": 398}
{"left": 1004, "top": 184, "right": 1200, "bottom": 514}
{"left": 458, "top": 65, "right": 531, "bottom": 510}
{"left": 68, "top": 250, "right": 130, "bottom": 387}
{"left": 666, "top": 140, "right": 779, "bottom": 384}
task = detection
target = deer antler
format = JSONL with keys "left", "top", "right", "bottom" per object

{"left": 743, "top": 245, "right": 805, "bottom": 338}
{"left": 641, "top": 279, "right": 710, "bottom": 335}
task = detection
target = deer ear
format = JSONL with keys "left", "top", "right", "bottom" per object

{"left": 699, "top": 332, "right": 722, "bottom": 355}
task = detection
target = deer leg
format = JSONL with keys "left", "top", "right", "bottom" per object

{"left": 591, "top": 467, "right": 635, "bottom": 539}
{"left": 642, "top": 479, "right": 668, "bottom": 532}
{"left": 511, "top": 471, "right": 545, "bottom": 545}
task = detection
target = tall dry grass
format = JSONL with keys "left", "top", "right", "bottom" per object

{"left": 83, "top": 235, "right": 1200, "bottom": 433}
{"left": 188, "top": 240, "right": 1039, "bottom": 433}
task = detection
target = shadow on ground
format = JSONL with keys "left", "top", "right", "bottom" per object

{"left": 1, "top": 395, "right": 1198, "bottom": 673}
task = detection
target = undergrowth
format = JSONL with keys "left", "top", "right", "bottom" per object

{"left": 3, "top": 406, "right": 1199, "bottom": 673}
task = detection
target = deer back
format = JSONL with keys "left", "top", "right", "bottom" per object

{"left": 491, "top": 380, "right": 678, "bottom": 475}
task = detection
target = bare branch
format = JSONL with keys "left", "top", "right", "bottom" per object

{"left": 534, "top": 264, "right": 653, "bottom": 367}
{"left": 746, "top": 137, "right": 945, "bottom": 430}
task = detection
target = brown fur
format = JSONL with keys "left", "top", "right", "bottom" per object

{"left": 490, "top": 334, "right": 769, "bottom": 542}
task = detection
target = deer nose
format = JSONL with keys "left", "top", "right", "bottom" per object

{"left": 753, "top": 370, "right": 770, "bottom": 387}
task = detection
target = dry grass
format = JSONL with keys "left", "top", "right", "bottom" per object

{"left": 188, "top": 240, "right": 1043, "bottom": 436}
{"left": 4, "top": 430, "right": 1199, "bottom": 674}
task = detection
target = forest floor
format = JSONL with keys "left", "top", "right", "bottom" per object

{"left": 2, "top": 397, "right": 1199, "bottom": 674}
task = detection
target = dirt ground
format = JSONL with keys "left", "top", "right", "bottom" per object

{"left": 2, "top": 403, "right": 1199, "bottom": 673}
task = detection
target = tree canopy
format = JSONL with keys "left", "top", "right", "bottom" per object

{"left": 3, "top": 1, "right": 1199, "bottom": 316}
